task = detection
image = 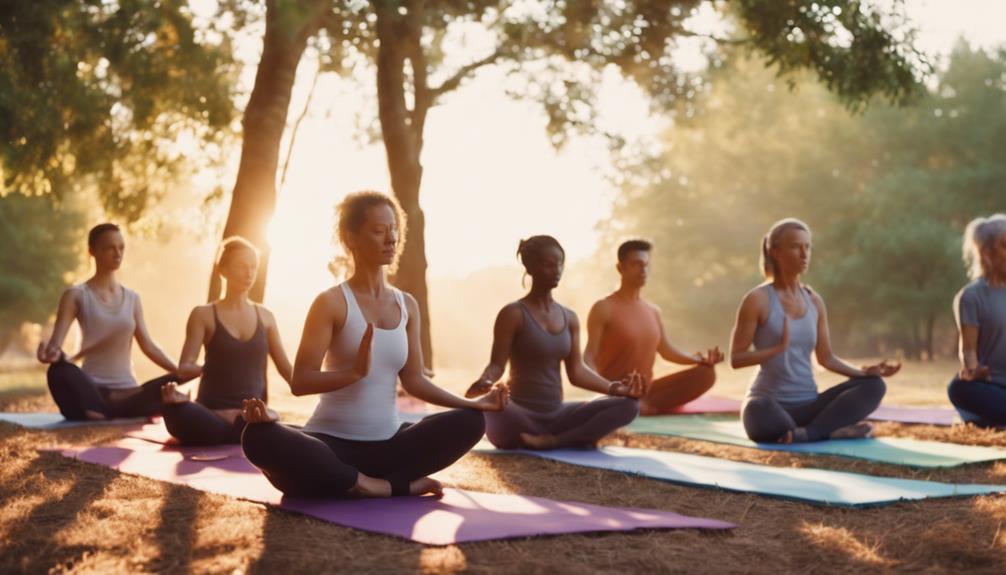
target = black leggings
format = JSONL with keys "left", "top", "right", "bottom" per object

{"left": 948, "top": 376, "right": 1006, "bottom": 427}
{"left": 242, "top": 408, "right": 485, "bottom": 497}
{"left": 742, "top": 376, "right": 886, "bottom": 442}
{"left": 46, "top": 359, "right": 176, "bottom": 420}
{"left": 163, "top": 401, "right": 247, "bottom": 445}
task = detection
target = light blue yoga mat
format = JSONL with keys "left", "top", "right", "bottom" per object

{"left": 625, "top": 415, "right": 1006, "bottom": 468}
{"left": 0, "top": 412, "right": 148, "bottom": 430}
{"left": 476, "top": 445, "right": 1006, "bottom": 507}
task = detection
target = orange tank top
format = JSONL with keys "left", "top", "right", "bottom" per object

{"left": 594, "top": 295, "right": 662, "bottom": 383}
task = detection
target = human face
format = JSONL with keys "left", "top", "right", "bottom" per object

{"left": 770, "top": 228, "right": 811, "bottom": 277}
{"left": 617, "top": 250, "right": 650, "bottom": 288}
{"left": 531, "top": 245, "right": 564, "bottom": 289}
{"left": 348, "top": 204, "right": 399, "bottom": 269}
{"left": 221, "top": 249, "right": 259, "bottom": 293}
{"left": 90, "top": 230, "right": 125, "bottom": 272}
{"left": 983, "top": 232, "right": 1006, "bottom": 278}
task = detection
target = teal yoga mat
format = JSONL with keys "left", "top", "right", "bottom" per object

{"left": 626, "top": 415, "right": 1006, "bottom": 468}
{"left": 476, "top": 445, "right": 1006, "bottom": 507}
{"left": 0, "top": 412, "right": 148, "bottom": 430}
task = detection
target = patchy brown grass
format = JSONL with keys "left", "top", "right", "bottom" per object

{"left": 3, "top": 370, "right": 1006, "bottom": 574}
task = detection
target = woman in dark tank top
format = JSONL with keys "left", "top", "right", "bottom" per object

{"left": 160, "top": 237, "right": 293, "bottom": 445}
{"left": 465, "top": 235, "right": 644, "bottom": 450}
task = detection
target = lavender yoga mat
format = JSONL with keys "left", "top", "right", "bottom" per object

{"left": 869, "top": 405, "right": 957, "bottom": 426}
{"left": 50, "top": 437, "right": 734, "bottom": 544}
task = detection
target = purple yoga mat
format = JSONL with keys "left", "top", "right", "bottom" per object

{"left": 49, "top": 438, "right": 734, "bottom": 544}
{"left": 869, "top": 405, "right": 957, "bottom": 426}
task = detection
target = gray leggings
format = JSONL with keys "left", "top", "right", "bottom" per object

{"left": 485, "top": 396, "right": 639, "bottom": 449}
{"left": 742, "top": 376, "right": 886, "bottom": 442}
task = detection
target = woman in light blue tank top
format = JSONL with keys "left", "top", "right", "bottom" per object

{"left": 729, "top": 219, "right": 900, "bottom": 443}
{"left": 948, "top": 214, "right": 1006, "bottom": 427}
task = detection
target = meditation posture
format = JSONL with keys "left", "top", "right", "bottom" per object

{"left": 241, "top": 191, "right": 507, "bottom": 498}
{"left": 730, "top": 218, "right": 899, "bottom": 443}
{"left": 160, "top": 237, "right": 293, "bottom": 445}
{"left": 948, "top": 214, "right": 1006, "bottom": 427}
{"left": 465, "top": 235, "right": 644, "bottom": 450}
{"left": 37, "top": 223, "right": 179, "bottom": 420}
{"left": 584, "top": 239, "right": 723, "bottom": 415}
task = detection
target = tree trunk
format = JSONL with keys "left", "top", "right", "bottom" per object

{"left": 925, "top": 312, "right": 936, "bottom": 362}
{"left": 375, "top": 2, "right": 434, "bottom": 368}
{"left": 208, "top": 0, "right": 327, "bottom": 303}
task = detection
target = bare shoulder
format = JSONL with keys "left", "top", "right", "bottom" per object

{"left": 254, "top": 304, "right": 279, "bottom": 327}
{"left": 563, "top": 305, "right": 581, "bottom": 329}
{"left": 588, "top": 297, "right": 614, "bottom": 319}
{"left": 803, "top": 285, "right": 826, "bottom": 310}
{"left": 741, "top": 285, "right": 770, "bottom": 308}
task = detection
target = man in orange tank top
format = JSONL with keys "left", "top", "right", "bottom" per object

{"left": 585, "top": 240, "right": 724, "bottom": 415}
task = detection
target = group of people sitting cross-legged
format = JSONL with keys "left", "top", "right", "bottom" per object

{"left": 36, "top": 191, "right": 1006, "bottom": 499}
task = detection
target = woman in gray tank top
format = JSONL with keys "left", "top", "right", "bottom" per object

{"left": 464, "top": 235, "right": 644, "bottom": 450}
{"left": 948, "top": 214, "right": 1006, "bottom": 427}
{"left": 730, "top": 219, "right": 900, "bottom": 443}
{"left": 159, "top": 237, "right": 293, "bottom": 445}
{"left": 37, "top": 223, "right": 179, "bottom": 420}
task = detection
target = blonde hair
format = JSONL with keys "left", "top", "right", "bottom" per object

{"left": 329, "top": 190, "right": 407, "bottom": 278}
{"left": 963, "top": 214, "right": 1006, "bottom": 280}
{"left": 760, "top": 218, "right": 811, "bottom": 278}
{"left": 215, "top": 236, "right": 260, "bottom": 271}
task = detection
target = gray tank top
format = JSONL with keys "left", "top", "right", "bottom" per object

{"left": 747, "top": 284, "right": 818, "bottom": 404}
{"left": 76, "top": 283, "right": 138, "bottom": 389}
{"left": 507, "top": 302, "right": 572, "bottom": 413}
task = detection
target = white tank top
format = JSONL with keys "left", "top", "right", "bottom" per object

{"left": 76, "top": 283, "right": 139, "bottom": 389}
{"left": 302, "top": 283, "right": 408, "bottom": 440}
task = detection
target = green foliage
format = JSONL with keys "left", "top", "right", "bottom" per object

{"left": 607, "top": 44, "right": 1006, "bottom": 359}
{"left": 0, "top": 194, "right": 82, "bottom": 336}
{"left": 0, "top": 0, "right": 236, "bottom": 221}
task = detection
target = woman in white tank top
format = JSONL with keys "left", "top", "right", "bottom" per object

{"left": 37, "top": 223, "right": 179, "bottom": 420}
{"left": 241, "top": 191, "right": 508, "bottom": 499}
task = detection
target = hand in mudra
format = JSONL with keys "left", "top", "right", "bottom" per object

{"left": 472, "top": 383, "right": 510, "bottom": 411}
{"left": 609, "top": 372, "right": 646, "bottom": 399}
{"left": 242, "top": 398, "right": 278, "bottom": 424}
{"left": 693, "top": 346, "right": 724, "bottom": 366}
{"left": 863, "top": 359, "right": 901, "bottom": 378}
{"left": 960, "top": 364, "right": 990, "bottom": 381}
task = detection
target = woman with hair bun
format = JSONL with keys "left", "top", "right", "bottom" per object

{"left": 241, "top": 191, "right": 507, "bottom": 499}
{"left": 948, "top": 214, "right": 1006, "bottom": 427}
{"left": 159, "top": 236, "right": 293, "bottom": 445}
{"left": 37, "top": 223, "right": 179, "bottom": 420}
{"left": 465, "top": 235, "right": 643, "bottom": 450}
{"left": 729, "top": 218, "right": 898, "bottom": 443}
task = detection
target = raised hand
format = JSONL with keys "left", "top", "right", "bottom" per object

{"left": 352, "top": 323, "right": 375, "bottom": 380}
{"left": 863, "top": 359, "right": 902, "bottom": 378}
{"left": 777, "top": 316, "right": 791, "bottom": 352}
{"left": 960, "top": 364, "right": 991, "bottom": 381}
{"left": 472, "top": 382, "right": 510, "bottom": 411}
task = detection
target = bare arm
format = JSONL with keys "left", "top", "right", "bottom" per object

{"left": 400, "top": 294, "right": 507, "bottom": 410}
{"left": 566, "top": 311, "right": 643, "bottom": 397}
{"left": 583, "top": 300, "right": 610, "bottom": 371}
{"left": 133, "top": 296, "right": 178, "bottom": 374}
{"left": 289, "top": 290, "right": 371, "bottom": 396}
{"left": 730, "top": 289, "right": 787, "bottom": 369}
{"left": 464, "top": 304, "right": 522, "bottom": 397}
{"left": 655, "top": 306, "right": 704, "bottom": 365}
{"left": 261, "top": 307, "right": 294, "bottom": 384}
{"left": 37, "top": 288, "right": 80, "bottom": 363}
{"left": 176, "top": 307, "right": 209, "bottom": 381}
{"left": 958, "top": 325, "right": 989, "bottom": 380}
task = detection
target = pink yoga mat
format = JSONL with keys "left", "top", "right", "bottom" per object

{"left": 665, "top": 395, "right": 742, "bottom": 415}
{"left": 869, "top": 405, "right": 957, "bottom": 426}
{"left": 50, "top": 438, "right": 734, "bottom": 544}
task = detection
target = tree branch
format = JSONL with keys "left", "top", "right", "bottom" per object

{"left": 428, "top": 49, "right": 505, "bottom": 100}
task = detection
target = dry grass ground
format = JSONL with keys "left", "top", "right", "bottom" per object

{"left": 1, "top": 365, "right": 1005, "bottom": 574}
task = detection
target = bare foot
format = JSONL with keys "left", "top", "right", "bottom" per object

{"left": 830, "top": 422, "right": 874, "bottom": 440}
{"left": 410, "top": 477, "right": 444, "bottom": 498}
{"left": 777, "top": 427, "right": 809, "bottom": 444}
{"left": 160, "top": 382, "right": 190, "bottom": 405}
{"left": 520, "top": 432, "right": 560, "bottom": 450}
{"left": 241, "top": 398, "right": 278, "bottom": 424}
{"left": 84, "top": 410, "right": 107, "bottom": 421}
{"left": 347, "top": 473, "right": 391, "bottom": 498}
